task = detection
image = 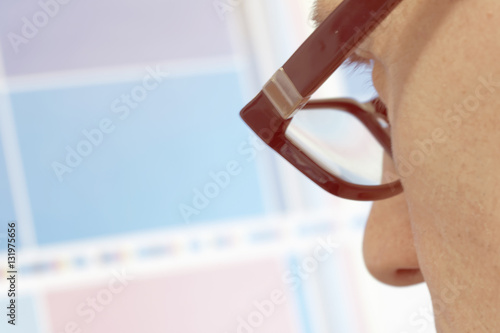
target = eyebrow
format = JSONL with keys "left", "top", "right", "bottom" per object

{"left": 311, "top": 0, "right": 344, "bottom": 27}
{"left": 311, "top": 1, "right": 328, "bottom": 28}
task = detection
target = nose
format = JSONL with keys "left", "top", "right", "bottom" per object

{"left": 362, "top": 155, "right": 425, "bottom": 286}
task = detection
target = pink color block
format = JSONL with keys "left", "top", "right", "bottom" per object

{"left": 46, "top": 260, "right": 299, "bottom": 333}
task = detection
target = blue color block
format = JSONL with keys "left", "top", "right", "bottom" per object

{"left": 11, "top": 71, "right": 265, "bottom": 244}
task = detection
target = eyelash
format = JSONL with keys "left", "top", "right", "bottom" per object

{"left": 343, "top": 52, "right": 378, "bottom": 100}
{"left": 346, "top": 52, "right": 372, "bottom": 66}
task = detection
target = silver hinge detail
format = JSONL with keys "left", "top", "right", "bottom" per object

{"left": 263, "top": 68, "right": 309, "bottom": 119}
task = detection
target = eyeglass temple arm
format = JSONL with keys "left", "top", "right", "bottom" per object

{"left": 282, "top": 0, "right": 404, "bottom": 99}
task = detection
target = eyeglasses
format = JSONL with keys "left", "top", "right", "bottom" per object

{"left": 239, "top": 0, "right": 404, "bottom": 201}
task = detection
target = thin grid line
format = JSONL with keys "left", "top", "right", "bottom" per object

{"left": 0, "top": 37, "right": 41, "bottom": 333}
{"left": 0, "top": 45, "right": 37, "bottom": 248}
{"left": 6, "top": 56, "right": 238, "bottom": 93}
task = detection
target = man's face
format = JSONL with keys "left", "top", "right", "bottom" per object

{"left": 314, "top": 0, "right": 500, "bottom": 331}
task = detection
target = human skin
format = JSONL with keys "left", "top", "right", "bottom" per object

{"left": 313, "top": 0, "right": 500, "bottom": 332}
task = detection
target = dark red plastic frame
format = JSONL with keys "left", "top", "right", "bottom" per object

{"left": 240, "top": 0, "right": 404, "bottom": 201}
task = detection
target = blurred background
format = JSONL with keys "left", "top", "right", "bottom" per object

{"left": 0, "top": 0, "right": 435, "bottom": 332}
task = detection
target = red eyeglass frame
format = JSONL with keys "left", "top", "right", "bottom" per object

{"left": 240, "top": 0, "right": 404, "bottom": 201}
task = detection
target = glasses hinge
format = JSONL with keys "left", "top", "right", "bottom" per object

{"left": 263, "top": 68, "right": 310, "bottom": 119}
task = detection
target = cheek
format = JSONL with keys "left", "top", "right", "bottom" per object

{"left": 371, "top": 0, "right": 500, "bottom": 326}
{"left": 387, "top": 62, "right": 500, "bottom": 293}
{"left": 387, "top": 105, "right": 455, "bottom": 295}
{"left": 384, "top": 56, "right": 463, "bottom": 279}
